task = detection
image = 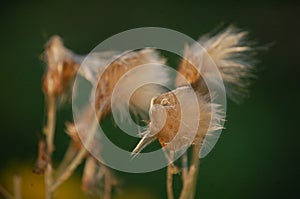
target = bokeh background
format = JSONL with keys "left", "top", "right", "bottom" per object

{"left": 0, "top": 0, "right": 299, "bottom": 198}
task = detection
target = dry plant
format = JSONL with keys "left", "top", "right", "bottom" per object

{"left": 132, "top": 26, "right": 256, "bottom": 199}
{"left": 0, "top": 25, "right": 258, "bottom": 199}
{"left": 35, "top": 36, "right": 167, "bottom": 199}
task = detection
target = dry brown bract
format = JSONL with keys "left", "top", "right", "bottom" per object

{"left": 42, "top": 36, "right": 79, "bottom": 97}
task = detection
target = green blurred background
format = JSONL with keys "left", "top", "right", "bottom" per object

{"left": 0, "top": 0, "right": 299, "bottom": 198}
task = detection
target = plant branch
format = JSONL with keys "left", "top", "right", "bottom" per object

{"left": 179, "top": 145, "right": 201, "bottom": 199}
{"left": 56, "top": 143, "right": 78, "bottom": 177}
{"left": 188, "top": 145, "right": 200, "bottom": 199}
{"left": 166, "top": 151, "right": 175, "bottom": 199}
{"left": 0, "top": 184, "right": 14, "bottom": 199}
{"left": 51, "top": 113, "right": 99, "bottom": 192}
{"left": 13, "top": 175, "right": 21, "bottom": 199}
{"left": 181, "top": 152, "right": 188, "bottom": 181}
{"left": 103, "top": 166, "right": 112, "bottom": 199}
{"left": 44, "top": 95, "right": 56, "bottom": 199}
{"left": 51, "top": 147, "right": 87, "bottom": 192}
{"left": 167, "top": 164, "right": 174, "bottom": 199}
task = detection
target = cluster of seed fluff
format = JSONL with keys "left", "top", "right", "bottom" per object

{"left": 133, "top": 26, "right": 255, "bottom": 157}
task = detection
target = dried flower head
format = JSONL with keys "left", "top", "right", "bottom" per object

{"left": 42, "top": 36, "right": 79, "bottom": 97}
{"left": 132, "top": 86, "right": 222, "bottom": 154}
{"left": 133, "top": 25, "right": 255, "bottom": 156}
{"left": 176, "top": 25, "right": 255, "bottom": 102}
{"left": 94, "top": 49, "right": 169, "bottom": 120}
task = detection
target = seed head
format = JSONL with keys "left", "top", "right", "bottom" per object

{"left": 42, "top": 36, "right": 79, "bottom": 97}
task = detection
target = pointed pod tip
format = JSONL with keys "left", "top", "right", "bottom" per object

{"left": 131, "top": 135, "right": 157, "bottom": 159}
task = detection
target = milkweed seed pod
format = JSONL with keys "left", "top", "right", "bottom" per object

{"left": 133, "top": 26, "right": 256, "bottom": 156}
{"left": 176, "top": 25, "right": 255, "bottom": 102}
{"left": 68, "top": 49, "right": 169, "bottom": 195}
{"left": 67, "top": 49, "right": 171, "bottom": 149}
{"left": 132, "top": 86, "right": 223, "bottom": 154}
{"left": 42, "top": 36, "right": 80, "bottom": 97}
{"left": 94, "top": 49, "right": 170, "bottom": 121}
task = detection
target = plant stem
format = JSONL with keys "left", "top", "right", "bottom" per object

{"left": 188, "top": 145, "right": 201, "bottom": 199}
{"left": 44, "top": 95, "right": 56, "bottom": 199}
{"left": 56, "top": 143, "right": 78, "bottom": 177}
{"left": 179, "top": 145, "right": 201, "bottom": 199}
{"left": 0, "top": 184, "right": 14, "bottom": 199}
{"left": 45, "top": 96, "right": 56, "bottom": 155}
{"left": 52, "top": 112, "right": 99, "bottom": 192}
{"left": 103, "top": 166, "right": 112, "bottom": 199}
{"left": 181, "top": 152, "right": 188, "bottom": 181}
{"left": 13, "top": 175, "right": 21, "bottom": 199}
{"left": 167, "top": 164, "right": 174, "bottom": 199}
{"left": 166, "top": 151, "right": 175, "bottom": 199}
{"left": 51, "top": 147, "right": 87, "bottom": 192}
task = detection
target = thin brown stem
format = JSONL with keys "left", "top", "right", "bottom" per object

{"left": 181, "top": 152, "right": 188, "bottom": 181}
{"left": 179, "top": 145, "right": 201, "bottom": 199}
{"left": 166, "top": 151, "right": 175, "bottom": 199}
{"left": 51, "top": 147, "right": 87, "bottom": 192}
{"left": 167, "top": 164, "right": 174, "bottom": 199}
{"left": 188, "top": 145, "right": 201, "bottom": 199}
{"left": 52, "top": 113, "right": 99, "bottom": 192}
{"left": 103, "top": 166, "right": 112, "bottom": 199}
{"left": 13, "top": 175, "right": 21, "bottom": 199}
{"left": 45, "top": 96, "right": 56, "bottom": 154}
{"left": 0, "top": 184, "right": 14, "bottom": 199}
{"left": 44, "top": 95, "right": 56, "bottom": 199}
{"left": 56, "top": 143, "right": 78, "bottom": 177}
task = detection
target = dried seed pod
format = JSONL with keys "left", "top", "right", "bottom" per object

{"left": 176, "top": 25, "right": 255, "bottom": 102}
{"left": 42, "top": 36, "right": 79, "bottom": 97}
{"left": 133, "top": 25, "right": 256, "bottom": 156}
{"left": 67, "top": 49, "right": 170, "bottom": 154}
{"left": 94, "top": 49, "right": 168, "bottom": 121}
{"left": 132, "top": 86, "right": 223, "bottom": 154}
